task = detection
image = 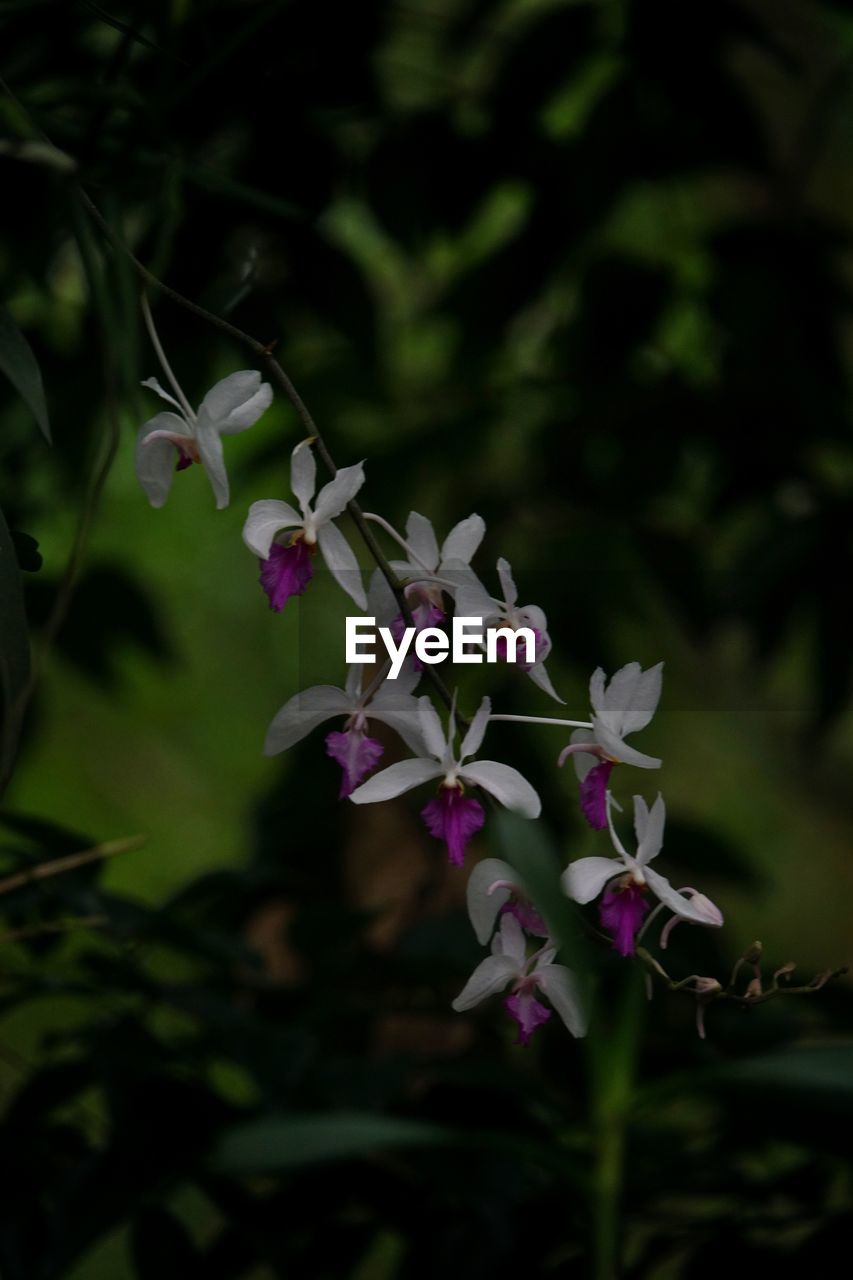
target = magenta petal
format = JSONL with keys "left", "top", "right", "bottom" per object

{"left": 504, "top": 989, "right": 552, "bottom": 1046}
{"left": 259, "top": 540, "right": 314, "bottom": 613}
{"left": 175, "top": 451, "right": 194, "bottom": 472}
{"left": 579, "top": 760, "right": 614, "bottom": 830}
{"left": 421, "top": 788, "right": 485, "bottom": 867}
{"left": 325, "top": 727, "right": 384, "bottom": 798}
{"left": 599, "top": 881, "right": 650, "bottom": 957}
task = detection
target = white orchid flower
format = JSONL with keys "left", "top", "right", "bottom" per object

{"left": 349, "top": 694, "right": 540, "bottom": 866}
{"left": 263, "top": 662, "right": 423, "bottom": 797}
{"left": 135, "top": 370, "right": 273, "bottom": 510}
{"left": 454, "top": 558, "right": 562, "bottom": 702}
{"left": 558, "top": 662, "right": 663, "bottom": 829}
{"left": 562, "top": 793, "right": 723, "bottom": 957}
{"left": 243, "top": 439, "right": 367, "bottom": 612}
{"left": 452, "top": 913, "right": 587, "bottom": 1044}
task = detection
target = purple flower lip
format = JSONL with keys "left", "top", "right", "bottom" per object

{"left": 599, "top": 878, "right": 649, "bottom": 957}
{"left": 421, "top": 783, "right": 485, "bottom": 867}
{"left": 259, "top": 535, "right": 315, "bottom": 613}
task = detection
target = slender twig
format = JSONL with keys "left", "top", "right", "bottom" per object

{"left": 75, "top": 186, "right": 459, "bottom": 716}
{"left": 0, "top": 834, "right": 145, "bottom": 898}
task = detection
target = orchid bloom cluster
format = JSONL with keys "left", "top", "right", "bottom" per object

{"left": 134, "top": 311, "right": 729, "bottom": 1049}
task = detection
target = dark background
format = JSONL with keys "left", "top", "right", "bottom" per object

{"left": 1, "top": 1, "right": 853, "bottom": 1276}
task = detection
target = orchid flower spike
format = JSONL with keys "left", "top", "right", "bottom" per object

{"left": 263, "top": 662, "right": 424, "bottom": 797}
{"left": 466, "top": 857, "right": 548, "bottom": 944}
{"left": 243, "top": 439, "right": 367, "bottom": 612}
{"left": 562, "top": 793, "right": 723, "bottom": 957}
{"left": 136, "top": 371, "right": 273, "bottom": 510}
{"left": 349, "top": 694, "right": 541, "bottom": 866}
{"left": 558, "top": 662, "right": 663, "bottom": 829}
{"left": 452, "top": 914, "right": 587, "bottom": 1045}
{"left": 454, "top": 558, "right": 562, "bottom": 702}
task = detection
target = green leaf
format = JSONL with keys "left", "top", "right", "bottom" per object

{"left": 717, "top": 1043, "right": 853, "bottom": 1108}
{"left": 213, "top": 1111, "right": 453, "bottom": 1174}
{"left": 0, "top": 504, "right": 31, "bottom": 794}
{"left": 0, "top": 305, "right": 51, "bottom": 443}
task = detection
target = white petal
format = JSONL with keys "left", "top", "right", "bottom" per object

{"left": 535, "top": 964, "right": 588, "bottom": 1038}
{"left": 218, "top": 381, "right": 273, "bottom": 435}
{"left": 405, "top": 511, "right": 440, "bottom": 570}
{"left": 602, "top": 662, "right": 663, "bottom": 734}
{"left": 349, "top": 757, "right": 444, "bottom": 803}
{"left": 290, "top": 439, "right": 317, "bottom": 511}
{"left": 242, "top": 499, "right": 303, "bottom": 558}
{"left": 440, "top": 514, "right": 485, "bottom": 566}
{"left": 634, "top": 793, "right": 665, "bottom": 864}
{"left": 589, "top": 667, "right": 607, "bottom": 715}
{"left": 494, "top": 911, "right": 527, "bottom": 964}
{"left": 373, "top": 659, "right": 420, "bottom": 698}
{"left": 312, "top": 461, "right": 366, "bottom": 525}
{"left": 643, "top": 866, "right": 724, "bottom": 925}
{"left": 264, "top": 686, "right": 352, "bottom": 755}
{"left": 453, "top": 567, "right": 498, "bottom": 620}
{"left": 593, "top": 718, "right": 662, "bottom": 769}
{"left": 199, "top": 371, "right": 260, "bottom": 422}
{"left": 563, "top": 728, "right": 598, "bottom": 781}
{"left": 367, "top": 700, "right": 427, "bottom": 755}
{"left": 196, "top": 424, "right": 230, "bottom": 508}
{"left": 416, "top": 696, "right": 448, "bottom": 762}
{"left": 466, "top": 857, "right": 516, "bottom": 945}
{"left": 526, "top": 660, "right": 564, "bottom": 704}
{"left": 451, "top": 955, "right": 520, "bottom": 1012}
{"left": 141, "top": 376, "right": 186, "bottom": 414}
{"left": 459, "top": 761, "right": 541, "bottom": 818}
{"left": 496, "top": 558, "right": 518, "bottom": 608}
{"left": 316, "top": 521, "right": 367, "bottom": 609}
{"left": 135, "top": 413, "right": 187, "bottom": 507}
{"left": 561, "top": 856, "right": 623, "bottom": 904}
{"left": 460, "top": 696, "right": 491, "bottom": 760}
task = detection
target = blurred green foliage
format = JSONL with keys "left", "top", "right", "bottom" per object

{"left": 2, "top": 0, "right": 853, "bottom": 1276}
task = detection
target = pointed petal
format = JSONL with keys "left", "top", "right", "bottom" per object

{"left": 263, "top": 685, "right": 352, "bottom": 754}
{"left": 452, "top": 568, "right": 498, "bottom": 621}
{"left": 535, "top": 964, "right": 588, "bottom": 1038}
{"left": 218, "top": 380, "right": 273, "bottom": 434}
{"left": 141, "top": 376, "right": 185, "bottom": 414}
{"left": 496, "top": 558, "right": 518, "bottom": 608}
{"left": 526, "top": 659, "right": 564, "bottom": 704}
{"left": 316, "top": 520, "right": 367, "bottom": 609}
{"left": 367, "top": 566, "right": 399, "bottom": 626}
{"left": 312, "top": 461, "right": 366, "bottom": 525}
{"left": 416, "top": 696, "right": 448, "bottom": 762}
{"left": 451, "top": 955, "right": 520, "bottom": 1012}
{"left": 561, "top": 856, "right": 623, "bottom": 904}
{"left": 460, "top": 696, "right": 491, "bottom": 760}
{"left": 405, "top": 511, "right": 440, "bottom": 570}
{"left": 195, "top": 424, "right": 230, "bottom": 508}
{"left": 349, "top": 757, "right": 444, "bottom": 804}
{"left": 589, "top": 667, "right": 607, "bottom": 716}
{"left": 290, "top": 439, "right": 317, "bottom": 511}
{"left": 242, "top": 499, "right": 304, "bottom": 558}
{"left": 466, "top": 857, "right": 516, "bottom": 944}
{"left": 634, "top": 793, "right": 665, "bottom": 864}
{"left": 440, "top": 514, "right": 485, "bottom": 566}
{"left": 459, "top": 761, "right": 541, "bottom": 818}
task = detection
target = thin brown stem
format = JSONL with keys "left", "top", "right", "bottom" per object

{"left": 0, "top": 834, "right": 145, "bottom": 898}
